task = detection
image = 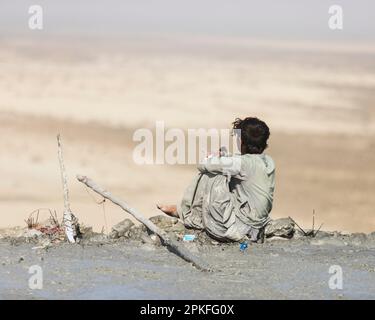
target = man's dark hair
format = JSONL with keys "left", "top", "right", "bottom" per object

{"left": 232, "top": 117, "right": 270, "bottom": 154}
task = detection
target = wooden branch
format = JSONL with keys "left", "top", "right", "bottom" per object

{"left": 57, "top": 134, "right": 70, "bottom": 212}
{"left": 76, "top": 175, "right": 212, "bottom": 272}
{"left": 288, "top": 216, "right": 307, "bottom": 236}
{"left": 57, "top": 134, "right": 76, "bottom": 243}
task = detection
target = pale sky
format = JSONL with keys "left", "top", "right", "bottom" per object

{"left": 1, "top": 0, "right": 374, "bottom": 43}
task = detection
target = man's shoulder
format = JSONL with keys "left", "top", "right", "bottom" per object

{"left": 244, "top": 153, "right": 275, "bottom": 173}
{"left": 261, "top": 154, "right": 275, "bottom": 174}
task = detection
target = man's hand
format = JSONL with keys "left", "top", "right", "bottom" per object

{"left": 206, "top": 146, "right": 228, "bottom": 159}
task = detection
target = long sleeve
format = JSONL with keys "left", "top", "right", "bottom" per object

{"left": 197, "top": 155, "right": 244, "bottom": 178}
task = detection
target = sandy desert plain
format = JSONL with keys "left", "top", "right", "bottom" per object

{"left": 0, "top": 35, "right": 375, "bottom": 234}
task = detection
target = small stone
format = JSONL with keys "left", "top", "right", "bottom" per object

{"left": 32, "top": 239, "right": 51, "bottom": 250}
{"left": 80, "top": 225, "right": 94, "bottom": 239}
{"left": 127, "top": 225, "right": 145, "bottom": 240}
{"left": 149, "top": 215, "right": 178, "bottom": 230}
{"left": 109, "top": 219, "right": 134, "bottom": 239}
{"left": 21, "top": 229, "right": 43, "bottom": 238}
{"left": 88, "top": 234, "right": 108, "bottom": 243}
{"left": 150, "top": 234, "right": 162, "bottom": 246}
{"left": 349, "top": 233, "right": 367, "bottom": 246}
{"left": 169, "top": 222, "right": 186, "bottom": 233}
{"left": 265, "top": 218, "right": 295, "bottom": 238}
{"left": 313, "top": 231, "right": 333, "bottom": 239}
{"left": 140, "top": 234, "right": 155, "bottom": 245}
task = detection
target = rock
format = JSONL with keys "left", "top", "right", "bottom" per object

{"left": 22, "top": 229, "right": 43, "bottom": 238}
{"left": 267, "top": 236, "right": 290, "bottom": 242}
{"left": 349, "top": 233, "right": 367, "bottom": 246}
{"left": 169, "top": 221, "right": 186, "bottom": 234}
{"left": 293, "top": 229, "right": 306, "bottom": 239}
{"left": 196, "top": 231, "right": 215, "bottom": 245}
{"left": 140, "top": 233, "right": 155, "bottom": 245}
{"left": 109, "top": 219, "right": 134, "bottom": 239}
{"left": 80, "top": 226, "right": 95, "bottom": 240}
{"left": 80, "top": 225, "right": 93, "bottom": 234}
{"left": 32, "top": 239, "right": 51, "bottom": 250}
{"left": 149, "top": 215, "right": 178, "bottom": 230}
{"left": 127, "top": 225, "right": 147, "bottom": 240}
{"left": 149, "top": 215, "right": 187, "bottom": 240}
{"left": 366, "top": 233, "right": 375, "bottom": 248}
{"left": 312, "top": 231, "right": 334, "bottom": 239}
{"left": 332, "top": 231, "right": 343, "bottom": 238}
{"left": 265, "top": 218, "right": 295, "bottom": 239}
{"left": 87, "top": 234, "right": 109, "bottom": 244}
{"left": 150, "top": 234, "right": 162, "bottom": 246}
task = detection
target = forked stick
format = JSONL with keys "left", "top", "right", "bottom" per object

{"left": 77, "top": 175, "right": 212, "bottom": 272}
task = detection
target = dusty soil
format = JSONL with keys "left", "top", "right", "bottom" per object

{"left": 1, "top": 231, "right": 375, "bottom": 300}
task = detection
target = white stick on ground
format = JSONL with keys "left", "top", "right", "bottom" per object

{"left": 76, "top": 175, "right": 212, "bottom": 272}
{"left": 57, "top": 134, "right": 76, "bottom": 243}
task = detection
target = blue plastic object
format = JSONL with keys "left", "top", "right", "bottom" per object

{"left": 183, "top": 234, "right": 196, "bottom": 242}
{"left": 239, "top": 242, "right": 248, "bottom": 252}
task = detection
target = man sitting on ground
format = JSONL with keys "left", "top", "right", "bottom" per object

{"left": 158, "top": 117, "right": 275, "bottom": 243}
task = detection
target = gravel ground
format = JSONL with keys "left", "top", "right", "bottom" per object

{"left": 1, "top": 232, "right": 375, "bottom": 300}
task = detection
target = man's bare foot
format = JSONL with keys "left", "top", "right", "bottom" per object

{"left": 157, "top": 204, "right": 178, "bottom": 218}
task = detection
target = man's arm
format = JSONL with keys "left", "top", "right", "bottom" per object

{"left": 197, "top": 155, "right": 244, "bottom": 178}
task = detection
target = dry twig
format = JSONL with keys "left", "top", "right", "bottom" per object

{"left": 77, "top": 175, "right": 212, "bottom": 272}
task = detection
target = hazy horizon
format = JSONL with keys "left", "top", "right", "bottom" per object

{"left": 1, "top": 0, "right": 375, "bottom": 44}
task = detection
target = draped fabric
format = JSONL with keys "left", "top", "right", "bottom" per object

{"left": 177, "top": 154, "right": 275, "bottom": 242}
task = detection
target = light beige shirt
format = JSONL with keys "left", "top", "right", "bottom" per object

{"left": 197, "top": 153, "right": 275, "bottom": 228}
